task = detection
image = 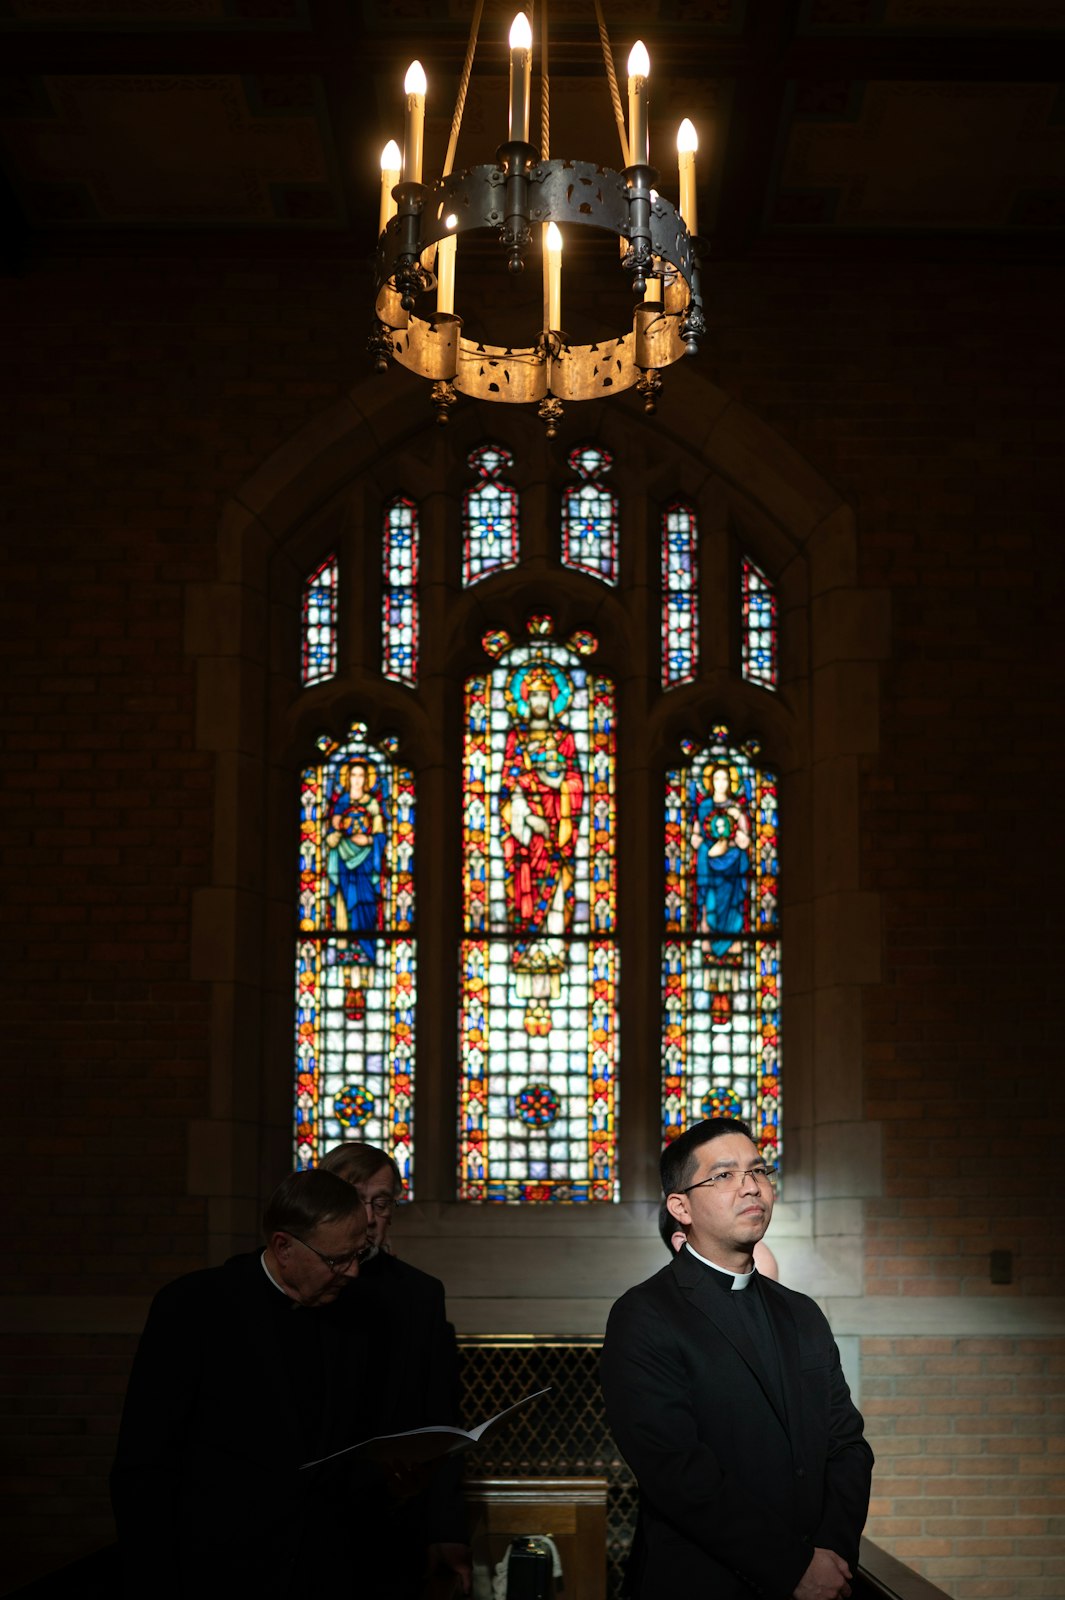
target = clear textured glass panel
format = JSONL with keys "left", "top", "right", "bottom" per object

{"left": 302, "top": 554, "right": 337, "bottom": 686}
{"left": 662, "top": 726, "right": 780, "bottom": 1167}
{"left": 458, "top": 618, "right": 618, "bottom": 1201}
{"left": 561, "top": 446, "right": 617, "bottom": 585}
{"left": 294, "top": 723, "right": 416, "bottom": 1190}
{"left": 463, "top": 446, "right": 519, "bottom": 586}
{"left": 741, "top": 555, "right": 778, "bottom": 690}
{"left": 383, "top": 497, "right": 419, "bottom": 686}
{"left": 662, "top": 502, "right": 698, "bottom": 686}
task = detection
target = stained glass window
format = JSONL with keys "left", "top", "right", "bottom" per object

{"left": 463, "top": 446, "right": 519, "bottom": 586}
{"left": 382, "top": 496, "right": 419, "bottom": 686}
{"left": 662, "top": 502, "right": 698, "bottom": 687}
{"left": 294, "top": 722, "right": 416, "bottom": 1190}
{"left": 561, "top": 446, "right": 618, "bottom": 585}
{"left": 302, "top": 554, "right": 337, "bottom": 686}
{"left": 458, "top": 615, "right": 618, "bottom": 1202}
{"left": 662, "top": 726, "right": 780, "bottom": 1168}
{"left": 742, "top": 556, "right": 778, "bottom": 690}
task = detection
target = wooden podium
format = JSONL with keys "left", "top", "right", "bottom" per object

{"left": 464, "top": 1476, "right": 608, "bottom": 1599}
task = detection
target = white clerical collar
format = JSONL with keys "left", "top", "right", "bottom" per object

{"left": 260, "top": 1249, "right": 296, "bottom": 1301}
{"left": 684, "top": 1241, "right": 756, "bottom": 1290}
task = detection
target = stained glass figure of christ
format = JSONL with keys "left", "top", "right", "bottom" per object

{"left": 294, "top": 723, "right": 416, "bottom": 1188}
{"left": 662, "top": 727, "right": 780, "bottom": 1168}
{"left": 459, "top": 617, "right": 618, "bottom": 1201}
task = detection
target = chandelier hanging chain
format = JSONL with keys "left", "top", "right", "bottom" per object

{"left": 539, "top": 0, "right": 550, "bottom": 160}
{"left": 593, "top": 0, "right": 630, "bottom": 168}
{"left": 442, "top": 0, "right": 486, "bottom": 179}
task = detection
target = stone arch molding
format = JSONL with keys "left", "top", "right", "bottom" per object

{"left": 185, "top": 364, "right": 889, "bottom": 1325}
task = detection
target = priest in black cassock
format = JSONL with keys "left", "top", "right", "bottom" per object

{"left": 111, "top": 1168, "right": 424, "bottom": 1599}
{"left": 601, "top": 1118, "right": 873, "bottom": 1600}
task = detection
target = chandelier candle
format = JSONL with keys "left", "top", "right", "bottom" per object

{"left": 508, "top": 13, "right": 533, "bottom": 144}
{"left": 437, "top": 215, "right": 457, "bottom": 316}
{"left": 403, "top": 60, "right": 426, "bottom": 184}
{"left": 677, "top": 118, "right": 698, "bottom": 236}
{"left": 627, "top": 41, "right": 650, "bottom": 168}
{"left": 544, "top": 222, "right": 562, "bottom": 333}
{"left": 379, "top": 140, "right": 401, "bottom": 236}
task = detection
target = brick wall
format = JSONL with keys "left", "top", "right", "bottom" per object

{"left": 863, "top": 1337, "right": 1065, "bottom": 1600}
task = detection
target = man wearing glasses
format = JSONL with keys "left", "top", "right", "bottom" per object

{"left": 601, "top": 1118, "right": 872, "bottom": 1600}
{"left": 111, "top": 1168, "right": 396, "bottom": 1598}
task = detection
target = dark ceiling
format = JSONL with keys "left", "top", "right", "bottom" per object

{"left": 1, "top": 0, "right": 1062, "bottom": 273}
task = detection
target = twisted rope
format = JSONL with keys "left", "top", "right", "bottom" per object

{"left": 594, "top": 0, "right": 629, "bottom": 168}
{"left": 443, "top": 0, "right": 485, "bottom": 178}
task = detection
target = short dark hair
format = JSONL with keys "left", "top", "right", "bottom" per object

{"left": 262, "top": 1168, "right": 365, "bottom": 1240}
{"left": 660, "top": 1117, "right": 755, "bottom": 1198}
{"left": 319, "top": 1141, "right": 403, "bottom": 1194}
{"left": 658, "top": 1201, "right": 684, "bottom": 1253}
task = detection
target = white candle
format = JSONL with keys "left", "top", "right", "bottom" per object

{"left": 437, "top": 215, "right": 457, "bottom": 315}
{"left": 379, "top": 139, "right": 401, "bottom": 236}
{"left": 545, "top": 222, "right": 562, "bottom": 331}
{"left": 508, "top": 13, "right": 533, "bottom": 143}
{"left": 403, "top": 61, "right": 426, "bottom": 184}
{"left": 627, "top": 40, "right": 650, "bottom": 167}
{"left": 677, "top": 118, "right": 698, "bottom": 235}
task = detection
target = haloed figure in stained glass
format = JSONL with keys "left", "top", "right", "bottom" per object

{"left": 325, "top": 759, "right": 386, "bottom": 1021}
{"left": 692, "top": 763, "right": 752, "bottom": 964}
{"left": 500, "top": 662, "right": 583, "bottom": 1036}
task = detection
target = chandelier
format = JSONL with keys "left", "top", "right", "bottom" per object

{"left": 370, "top": 2, "right": 706, "bottom": 436}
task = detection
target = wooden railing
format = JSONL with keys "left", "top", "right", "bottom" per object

{"left": 854, "top": 1536, "right": 953, "bottom": 1600}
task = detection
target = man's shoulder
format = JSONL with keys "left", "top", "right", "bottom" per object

{"left": 149, "top": 1251, "right": 263, "bottom": 1315}
{"left": 607, "top": 1261, "right": 678, "bottom": 1319}
{"left": 359, "top": 1252, "right": 446, "bottom": 1305}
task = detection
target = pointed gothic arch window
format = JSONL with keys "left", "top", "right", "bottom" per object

{"left": 382, "top": 497, "right": 419, "bottom": 686}
{"left": 458, "top": 617, "right": 618, "bottom": 1201}
{"left": 463, "top": 446, "right": 519, "bottom": 586}
{"left": 741, "top": 555, "right": 778, "bottom": 690}
{"left": 561, "top": 446, "right": 618, "bottom": 585}
{"left": 662, "top": 501, "right": 698, "bottom": 687}
{"left": 293, "top": 722, "right": 417, "bottom": 1189}
{"left": 662, "top": 726, "right": 780, "bottom": 1165}
{"left": 301, "top": 554, "right": 338, "bottom": 686}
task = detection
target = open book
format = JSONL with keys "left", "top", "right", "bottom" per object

{"left": 300, "top": 1385, "right": 551, "bottom": 1470}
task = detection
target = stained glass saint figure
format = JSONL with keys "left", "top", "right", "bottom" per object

{"left": 324, "top": 757, "right": 386, "bottom": 1021}
{"left": 692, "top": 762, "right": 753, "bottom": 965}
{"left": 500, "top": 660, "right": 583, "bottom": 1035}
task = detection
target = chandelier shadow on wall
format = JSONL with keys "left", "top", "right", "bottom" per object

{"left": 369, "top": 2, "right": 706, "bottom": 436}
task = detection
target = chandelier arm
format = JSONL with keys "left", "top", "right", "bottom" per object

{"left": 593, "top": 0, "right": 630, "bottom": 169}
{"left": 442, "top": 0, "right": 486, "bottom": 179}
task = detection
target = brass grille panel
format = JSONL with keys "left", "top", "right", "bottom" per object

{"left": 457, "top": 1338, "right": 635, "bottom": 1598}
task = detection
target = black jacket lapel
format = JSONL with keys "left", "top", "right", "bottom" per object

{"left": 672, "top": 1249, "right": 791, "bottom": 1436}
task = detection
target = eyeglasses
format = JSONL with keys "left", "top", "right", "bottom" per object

{"left": 359, "top": 1193, "right": 399, "bottom": 1216}
{"left": 681, "top": 1163, "right": 777, "bottom": 1194}
{"left": 290, "top": 1235, "right": 375, "bottom": 1273}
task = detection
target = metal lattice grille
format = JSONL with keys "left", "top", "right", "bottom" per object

{"left": 457, "top": 1338, "right": 635, "bottom": 1598}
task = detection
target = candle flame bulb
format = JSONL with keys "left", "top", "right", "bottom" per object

{"left": 404, "top": 61, "right": 427, "bottom": 96}
{"left": 628, "top": 40, "right": 650, "bottom": 79}
{"left": 677, "top": 118, "right": 698, "bottom": 155}
{"left": 509, "top": 12, "right": 532, "bottom": 49}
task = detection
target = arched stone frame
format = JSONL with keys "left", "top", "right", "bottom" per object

{"left": 183, "top": 365, "right": 890, "bottom": 1334}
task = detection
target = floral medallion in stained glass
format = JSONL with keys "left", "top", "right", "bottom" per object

{"left": 294, "top": 722, "right": 416, "bottom": 1189}
{"left": 459, "top": 616, "right": 618, "bottom": 1202}
{"left": 662, "top": 727, "right": 780, "bottom": 1168}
